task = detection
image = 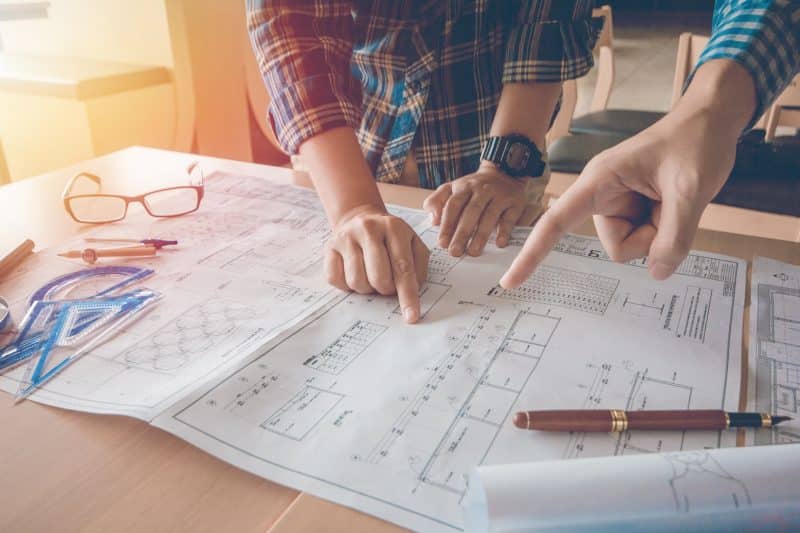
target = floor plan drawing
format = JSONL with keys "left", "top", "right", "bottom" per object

{"left": 749, "top": 257, "right": 800, "bottom": 445}
{"left": 0, "top": 173, "right": 340, "bottom": 419}
{"left": 0, "top": 174, "right": 750, "bottom": 532}
{"left": 156, "top": 224, "right": 746, "bottom": 532}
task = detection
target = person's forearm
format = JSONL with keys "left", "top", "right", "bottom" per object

{"left": 670, "top": 58, "right": 757, "bottom": 139}
{"left": 298, "top": 127, "right": 385, "bottom": 225}
{"left": 488, "top": 82, "right": 562, "bottom": 149}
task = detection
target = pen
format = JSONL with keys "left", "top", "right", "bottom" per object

{"left": 0, "top": 238, "right": 35, "bottom": 279}
{"left": 84, "top": 237, "right": 178, "bottom": 249}
{"left": 58, "top": 245, "right": 157, "bottom": 264}
{"left": 512, "top": 409, "right": 792, "bottom": 432}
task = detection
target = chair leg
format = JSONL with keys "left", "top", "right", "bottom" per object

{"left": 764, "top": 105, "right": 781, "bottom": 141}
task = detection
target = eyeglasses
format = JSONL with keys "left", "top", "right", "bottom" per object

{"left": 63, "top": 162, "right": 204, "bottom": 224}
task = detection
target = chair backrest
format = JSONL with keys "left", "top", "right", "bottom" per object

{"left": 547, "top": 5, "right": 614, "bottom": 144}
{"left": 593, "top": 5, "right": 613, "bottom": 51}
{"left": 670, "top": 33, "right": 709, "bottom": 109}
{"left": 589, "top": 5, "right": 614, "bottom": 112}
{"left": 765, "top": 74, "right": 800, "bottom": 140}
{"left": 548, "top": 80, "right": 579, "bottom": 144}
{"left": 772, "top": 74, "right": 800, "bottom": 108}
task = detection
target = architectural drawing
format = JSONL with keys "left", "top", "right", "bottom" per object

{"left": 0, "top": 174, "right": 748, "bottom": 532}
{"left": 119, "top": 299, "right": 256, "bottom": 372}
{"left": 749, "top": 257, "right": 800, "bottom": 445}
{"left": 487, "top": 265, "right": 619, "bottom": 315}
{"left": 0, "top": 173, "right": 340, "bottom": 419}
{"left": 157, "top": 221, "right": 745, "bottom": 532}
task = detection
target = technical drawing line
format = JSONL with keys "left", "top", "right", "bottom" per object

{"left": 364, "top": 307, "right": 496, "bottom": 464}
{"left": 303, "top": 320, "right": 387, "bottom": 375}
{"left": 487, "top": 266, "right": 619, "bottom": 315}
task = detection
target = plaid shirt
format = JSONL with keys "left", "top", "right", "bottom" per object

{"left": 247, "top": 0, "right": 597, "bottom": 188}
{"left": 694, "top": 0, "right": 800, "bottom": 127}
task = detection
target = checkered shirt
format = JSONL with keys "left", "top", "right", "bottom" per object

{"left": 694, "top": 0, "right": 800, "bottom": 128}
{"left": 247, "top": 0, "right": 598, "bottom": 188}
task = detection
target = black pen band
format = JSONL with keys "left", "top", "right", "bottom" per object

{"left": 729, "top": 412, "right": 773, "bottom": 428}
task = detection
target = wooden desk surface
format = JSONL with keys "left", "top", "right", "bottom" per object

{"left": 0, "top": 147, "right": 798, "bottom": 533}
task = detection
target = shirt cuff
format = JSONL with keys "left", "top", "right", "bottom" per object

{"left": 268, "top": 74, "right": 363, "bottom": 155}
{"left": 503, "top": 18, "right": 598, "bottom": 83}
{"left": 688, "top": 5, "right": 800, "bottom": 130}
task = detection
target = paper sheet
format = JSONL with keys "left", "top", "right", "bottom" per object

{"left": 1, "top": 173, "right": 748, "bottom": 531}
{"left": 748, "top": 256, "right": 800, "bottom": 445}
{"left": 462, "top": 444, "right": 800, "bottom": 532}
{"left": 0, "top": 173, "right": 354, "bottom": 419}
{"left": 153, "top": 205, "right": 745, "bottom": 530}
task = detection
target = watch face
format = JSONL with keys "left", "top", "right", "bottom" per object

{"left": 505, "top": 142, "right": 531, "bottom": 171}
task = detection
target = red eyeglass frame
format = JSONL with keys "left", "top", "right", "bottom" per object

{"left": 62, "top": 161, "right": 204, "bottom": 224}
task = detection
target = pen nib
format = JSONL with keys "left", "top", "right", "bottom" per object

{"left": 772, "top": 416, "right": 792, "bottom": 425}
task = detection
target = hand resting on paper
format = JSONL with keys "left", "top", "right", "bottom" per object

{"left": 423, "top": 164, "right": 543, "bottom": 258}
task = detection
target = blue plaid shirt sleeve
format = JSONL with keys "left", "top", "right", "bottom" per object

{"left": 246, "top": 0, "right": 362, "bottom": 155}
{"left": 503, "top": 0, "right": 597, "bottom": 83}
{"left": 692, "top": 0, "right": 800, "bottom": 127}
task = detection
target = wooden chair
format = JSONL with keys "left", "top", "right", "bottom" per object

{"left": 764, "top": 74, "right": 800, "bottom": 141}
{"left": 549, "top": 32, "right": 709, "bottom": 173}
{"left": 567, "top": 6, "right": 666, "bottom": 138}
{"left": 669, "top": 33, "right": 709, "bottom": 108}
{"left": 547, "top": 6, "right": 614, "bottom": 144}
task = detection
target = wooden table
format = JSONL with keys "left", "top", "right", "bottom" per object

{"left": 0, "top": 146, "right": 798, "bottom": 533}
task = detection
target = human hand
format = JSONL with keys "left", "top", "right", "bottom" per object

{"left": 500, "top": 108, "right": 739, "bottom": 288}
{"left": 325, "top": 204, "right": 430, "bottom": 323}
{"left": 423, "top": 165, "right": 544, "bottom": 257}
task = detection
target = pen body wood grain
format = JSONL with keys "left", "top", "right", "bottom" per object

{"left": 626, "top": 410, "right": 727, "bottom": 430}
{"left": 516, "top": 409, "right": 728, "bottom": 432}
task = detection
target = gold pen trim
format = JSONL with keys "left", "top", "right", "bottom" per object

{"left": 724, "top": 412, "right": 730, "bottom": 429}
{"left": 525, "top": 410, "right": 531, "bottom": 430}
{"left": 761, "top": 413, "right": 772, "bottom": 428}
{"left": 610, "top": 410, "right": 628, "bottom": 432}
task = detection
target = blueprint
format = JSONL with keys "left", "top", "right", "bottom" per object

{"left": 0, "top": 173, "right": 348, "bottom": 419}
{"left": 748, "top": 256, "right": 800, "bottom": 445}
{"left": 1, "top": 173, "right": 749, "bottom": 531}
{"left": 154, "top": 218, "right": 746, "bottom": 531}
{"left": 463, "top": 443, "right": 800, "bottom": 532}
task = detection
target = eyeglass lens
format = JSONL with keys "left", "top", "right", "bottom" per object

{"left": 68, "top": 196, "right": 127, "bottom": 223}
{"left": 144, "top": 188, "right": 200, "bottom": 217}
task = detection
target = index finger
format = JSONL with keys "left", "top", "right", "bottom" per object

{"left": 387, "top": 235, "right": 421, "bottom": 324}
{"left": 499, "top": 179, "right": 595, "bottom": 288}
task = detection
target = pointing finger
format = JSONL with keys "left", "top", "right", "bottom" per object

{"left": 500, "top": 178, "right": 596, "bottom": 288}
{"left": 388, "top": 236, "right": 421, "bottom": 324}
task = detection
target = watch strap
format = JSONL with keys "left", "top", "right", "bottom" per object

{"left": 481, "top": 135, "right": 545, "bottom": 178}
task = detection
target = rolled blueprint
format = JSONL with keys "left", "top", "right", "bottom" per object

{"left": 462, "top": 444, "right": 800, "bottom": 532}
